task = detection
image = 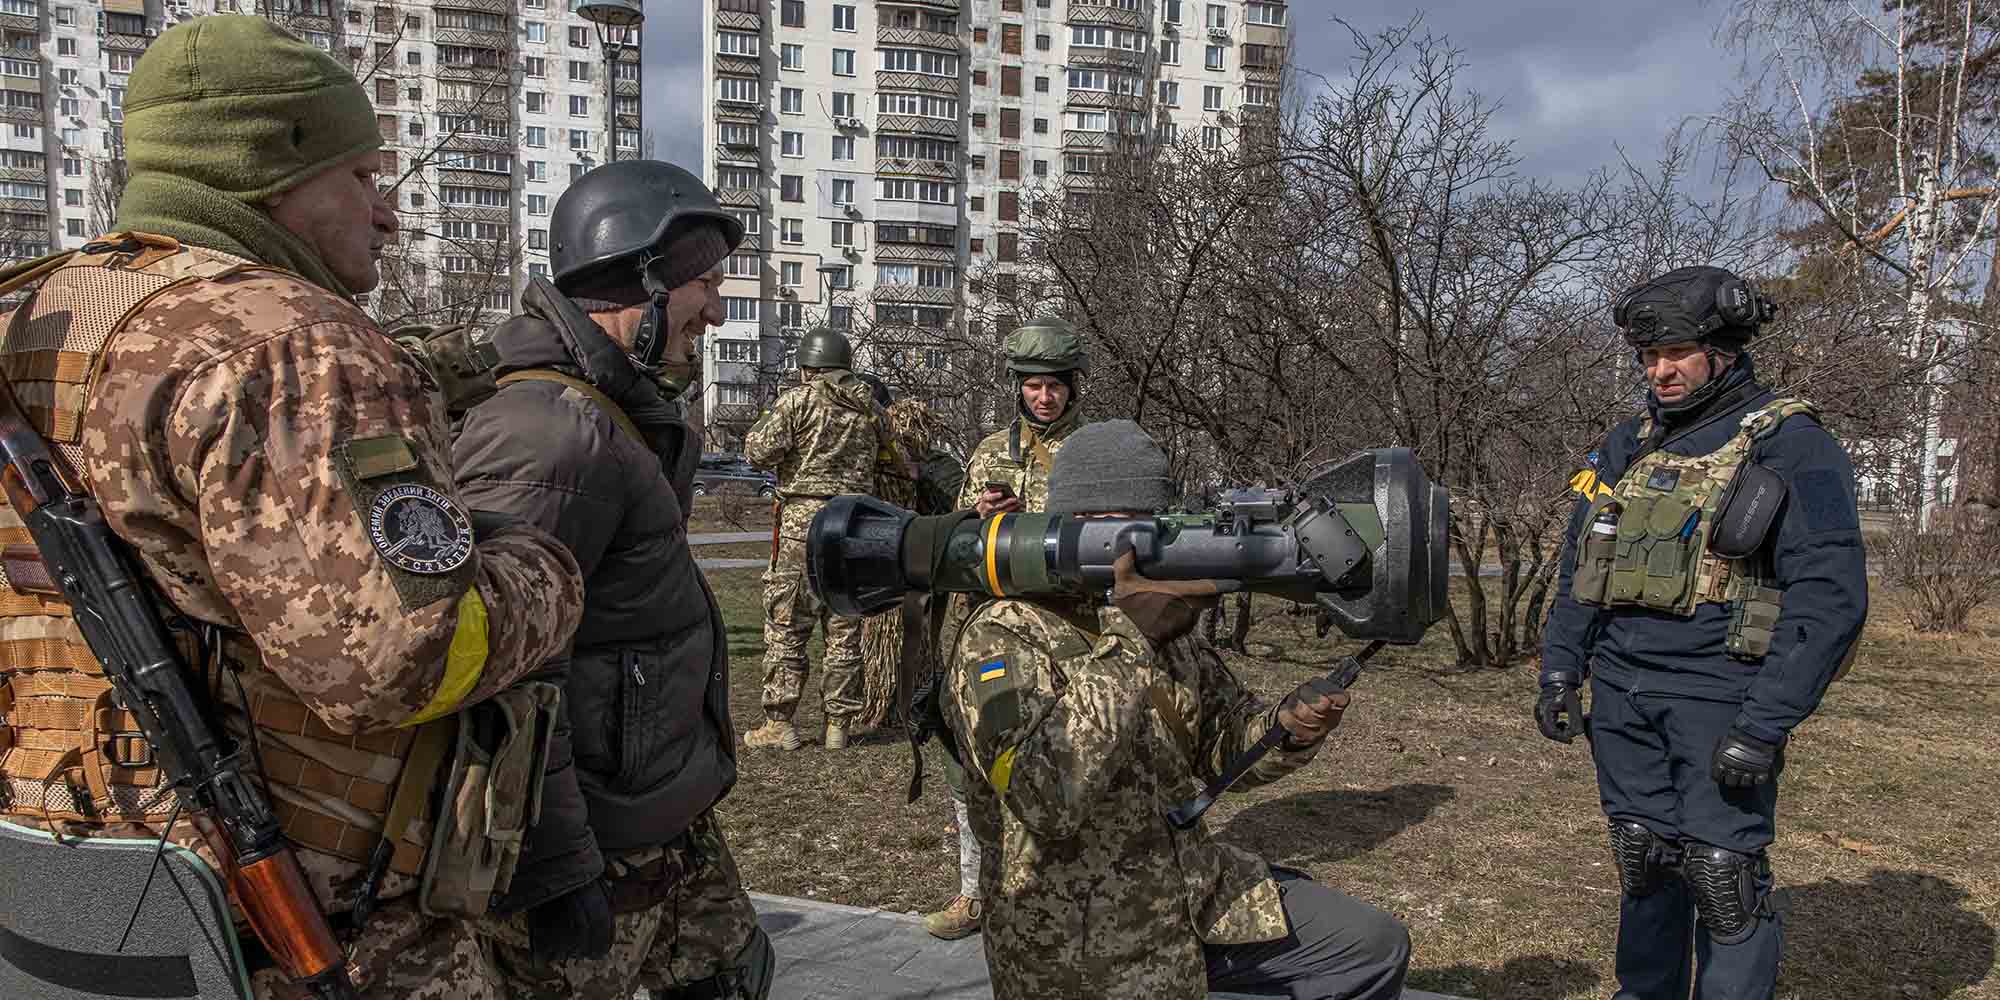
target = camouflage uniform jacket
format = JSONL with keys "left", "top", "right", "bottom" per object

{"left": 943, "top": 597, "right": 1318, "bottom": 1000}
{"left": 16, "top": 249, "right": 585, "bottom": 908}
{"left": 743, "top": 369, "right": 896, "bottom": 499}
{"left": 957, "top": 404, "right": 1085, "bottom": 512}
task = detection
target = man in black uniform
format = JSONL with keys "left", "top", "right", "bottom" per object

{"left": 1536, "top": 266, "right": 1868, "bottom": 1000}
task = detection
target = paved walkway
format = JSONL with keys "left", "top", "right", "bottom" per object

{"left": 750, "top": 892, "right": 1473, "bottom": 1000}
{"left": 691, "top": 531, "right": 770, "bottom": 545}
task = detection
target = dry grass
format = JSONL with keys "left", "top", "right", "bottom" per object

{"left": 701, "top": 568, "right": 2000, "bottom": 999}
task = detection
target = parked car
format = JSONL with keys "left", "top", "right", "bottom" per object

{"left": 694, "top": 452, "right": 777, "bottom": 498}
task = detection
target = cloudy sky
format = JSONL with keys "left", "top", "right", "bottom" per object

{"left": 643, "top": 0, "right": 1752, "bottom": 187}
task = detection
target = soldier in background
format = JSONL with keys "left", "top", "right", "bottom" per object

{"left": 923, "top": 318, "right": 1090, "bottom": 941}
{"left": 743, "top": 328, "right": 904, "bottom": 752}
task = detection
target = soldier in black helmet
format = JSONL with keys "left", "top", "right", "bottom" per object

{"left": 1538, "top": 266, "right": 1868, "bottom": 1000}
{"left": 453, "top": 159, "right": 773, "bottom": 999}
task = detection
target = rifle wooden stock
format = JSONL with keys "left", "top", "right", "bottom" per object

{"left": 0, "top": 372, "right": 359, "bottom": 999}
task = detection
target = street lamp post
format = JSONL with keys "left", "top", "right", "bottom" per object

{"left": 576, "top": 0, "right": 644, "bottom": 163}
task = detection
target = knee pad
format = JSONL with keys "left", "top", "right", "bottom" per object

{"left": 1683, "top": 844, "right": 1770, "bottom": 945}
{"left": 1607, "top": 819, "right": 1676, "bottom": 897}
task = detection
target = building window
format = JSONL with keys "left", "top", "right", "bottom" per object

{"left": 57, "top": 37, "right": 75, "bottom": 56}
{"left": 568, "top": 25, "right": 591, "bottom": 47}
{"left": 525, "top": 22, "right": 546, "bottom": 42}
{"left": 1035, "top": 75, "right": 1049, "bottom": 93}
{"left": 999, "top": 149, "right": 1020, "bottom": 180}
{"left": 66, "top": 218, "right": 84, "bottom": 237}
{"left": 61, "top": 156, "right": 79, "bottom": 176}
{"left": 832, "top": 135, "right": 855, "bottom": 160}
{"left": 528, "top": 228, "right": 549, "bottom": 250}
{"left": 973, "top": 69, "right": 987, "bottom": 87}
{"left": 526, "top": 91, "right": 546, "bottom": 114}
{"left": 781, "top": 43, "right": 803, "bottom": 70}
{"left": 525, "top": 56, "right": 546, "bottom": 77}
{"left": 831, "top": 221, "right": 855, "bottom": 247}
{"left": 1035, "top": 33, "right": 1051, "bottom": 51}
{"left": 569, "top": 60, "right": 592, "bottom": 81}
{"left": 999, "top": 108, "right": 1019, "bottom": 138}
{"left": 1159, "top": 121, "right": 1178, "bottom": 143}
{"left": 781, "top": 87, "right": 803, "bottom": 114}
{"left": 876, "top": 178, "right": 955, "bottom": 204}
{"left": 1001, "top": 24, "right": 1021, "bottom": 54}
{"left": 527, "top": 160, "right": 547, "bottom": 180}
{"left": 1033, "top": 118, "right": 1048, "bottom": 134}
{"left": 997, "top": 232, "right": 1019, "bottom": 261}
{"left": 569, "top": 128, "right": 591, "bottom": 150}
{"left": 1161, "top": 39, "right": 1180, "bottom": 64}
{"left": 570, "top": 94, "right": 589, "bottom": 116}
{"left": 832, "top": 178, "right": 854, "bottom": 204}
{"left": 998, "top": 190, "right": 1018, "bottom": 221}
{"left": 1001, "top": 65, "right": 1021, "bottom": 97}
{"left": 778, "top": 301, "right": 804, "bottom": 327}
{"left": 971, "top": 113, "right": 987, "bottom": 129}
{"left": 832, "top": 49, "right": 854, "bottom": 75}
{"left": 832, "top": 4, "right": 854, "bottom": 30}
{"left": 782, "top": 175, "right": 803, "bottom": 202}
{"left": 1033, "top": 159, "right": 1049, "bottom": 177}
{"left": 1164, "top": 0, "right": 1182, "bottom": 22}
{"left": 1206, "top": 3, "right": 1228, "bottom": 28}
{"left": 781, "top": 218, "right": 804, "bottom": 244}
{"left": 717, "top": 30, "right": 758, "bottom": 56}
{"left": 781, "top": 0, "right": 804, "bottom": 27}
{"left": 406, "top": 50, "right": 421, "bottom": 66}
{"left": 1160, "top": 81, "right": 1180, "bottom": 105}
{"left": 969, "top": 196, "right": 984, "bottom": 212}
{"left": 972, "top": 27, "right": 987, "bottom": 43}
{"left": 732, "top": 210, "right": 761, "bottom": 234}
{"left": 1206, "top": 45, "right": 1225, "bottom": 70}
{"left": 725, "top": 253, "right": 759, "bottom": 277}
{"left": 833, "top": 92, "right": 855, "bottom": 116}
{"left": 726, "top": 296, "right": 760, "bottom": 322}
{"left": 1247, "top": 2, "right": 1285, "bottom": 25}
{"left": 782, "top": 260, "right": 803, "bottom": 286}
{"left": 1204, "top": 85, "right": 1223, "bottom": 111}
{"left": 526, "top": 126, "right": 547, "bottom": 147}
{"left": 54, "top": 5, "right": 73, "bottom": 24}
{"left": 1203, "top": 125, "right": 1223, "bottom": 148}
{"left": 1244, "top": 85, "right": 1276, "bottom": 106}
{"left": 718, "top": 77, "right": 760, "bottom": 103}
{"left": 782, "top": 131, "right": 803, "bottom": 157}
{"left": 63, "top": 188, "right": 81, "bottom": 207}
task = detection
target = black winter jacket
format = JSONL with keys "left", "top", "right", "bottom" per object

{"left": 453, "top": 279, "right": 736, "bottom": 910}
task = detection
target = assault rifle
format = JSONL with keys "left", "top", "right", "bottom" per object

{"left": 0, "top": 371, "right": 359, "bottom": 999}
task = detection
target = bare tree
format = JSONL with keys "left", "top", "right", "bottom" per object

{"left": 1718, "top": 0, "right": 2000, "bottom": 523}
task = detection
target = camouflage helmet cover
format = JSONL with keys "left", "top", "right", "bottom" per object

{"left": 1004, "top": 317, "right": 1089, "bottom": 375}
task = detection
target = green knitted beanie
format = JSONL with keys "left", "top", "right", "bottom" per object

{"left": 124, "top": 15, "right": 382, "bottom": 203}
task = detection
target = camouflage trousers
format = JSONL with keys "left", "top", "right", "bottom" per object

{"left": 251, "top": 897, "right": 504, "bottom": 1000}
{"left": 762, "top": 499, "right": 865, "bottom": 721}
{"left": 483, "top": 813, "right": 761, "bottom": 998}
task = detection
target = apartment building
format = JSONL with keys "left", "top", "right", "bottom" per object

{"left": 699, "top": 0, "right": 1288, "bottom": 448}
{"left": 0, "top": 0, "right": 642, "bottom": 330}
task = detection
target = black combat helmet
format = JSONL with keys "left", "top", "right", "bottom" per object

{"left": 797, "top": 327, "right": 854, "bottom": 370}
{"left": 551, "top": 159, "right": 744, "bottom": 306}
{"left": 1612, "top": 266, "right": 1777, "bottom": 355}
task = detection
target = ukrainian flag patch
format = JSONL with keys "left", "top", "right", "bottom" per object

{"left": 978, "top": 660, "right": 1007, "bottom": 683}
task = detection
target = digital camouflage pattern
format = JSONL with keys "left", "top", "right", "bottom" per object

{"left": 760, "top": 499, "right": 865, "bottom": 720}
{"left": 746, "top": 370, "right": 901, "bottom": 722}
{"left": 484, "top": 813, "right": 760, "bottom": 998}
{"left": 3, "top": 253, "right": 585, "bottom": 998}
{"left": 252, "top": 897, "right": 505, "bottom": 1000}
{"left": 743, "top": 369, "right": 895, "bottom": 500}
{"left": 944, "top": 598, "right": 1317, "bottom": 1000}
{"left": 957, "top": 405, "right": 1085, "bottom": 513}
{"left": 84, "top": 270, "right": 584, "bottom": 735}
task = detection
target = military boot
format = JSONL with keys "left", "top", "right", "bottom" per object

{"left": 923, "top": 895, "right": 983, "bottom": 940}
{"left": 824, "top": 716, "right": 850, "bottom": 750}
{"left": 744, "top": 718, "right": 802, "bottom": 751}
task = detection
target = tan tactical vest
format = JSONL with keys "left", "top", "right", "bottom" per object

{"left": 1572, "top": 398, "right": 1817, "bottom": 658}
{"left": 0, "top": 234, "right": 429, "bottom": 878}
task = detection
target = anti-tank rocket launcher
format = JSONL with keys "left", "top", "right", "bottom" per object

{"left": 805, "top": 447, "right": 1451, "bottom": 646}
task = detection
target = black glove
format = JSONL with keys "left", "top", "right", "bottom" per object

{"left": 527, "top": 879, "right": 614, "bottom": 964}
{"left": 1711, "top": 727, "right": 1784, "bottom": 788}
{"left": 1534, "top": 669, "right": 1585, "bottom": 744}
{"left": 1276, "top": 676, "right": 1351, "bottom": 749}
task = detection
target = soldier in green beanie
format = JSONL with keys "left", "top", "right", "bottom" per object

{"left": 0, "top": 14, "right": 589, "bottom": 1000}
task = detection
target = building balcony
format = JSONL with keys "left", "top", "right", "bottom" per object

{"left": 1066, "top": 47, "right": 1147, "bottom": 71}
{"left": 717, "top": 188, "right": 760, "bottom": 208}
{"left": 876, "top": 114, "right": 958, "bottom": 139}
{"left": 715, "top": 142, "right": 759, "bottom": 165}
{"left": 875, "top": 69, "right": 956, "bottom": 96}
{"left": 0, "top": 13, "right": 38, "bottom": 32}
{"left": 874, "top": 0, "right": 961, "bottom": 11}
{"left": 714, "top": 99, "right": 762, "bottom": 123}
{"left": 874, "top": 156, "right": 955, "bottom": 179}
{"left": 102, "top": 32, "right": 152, "bottom": 52}
{"left": 716, "top": 9, "right": 761, "bottom": 31}
{"left": 435, "top": 27, "right": 512, "bottom": 51}
{"left": 438, "top": 0, "right": 512, "bottom": 15}
{"left": 873, "top": 241, "right": 954, "bottom": 264}
{"left": 1061, "top": 130, "right": 1107, "bottom": 150}
{"left": 615, "top": 78, "right": 640, "bottom": 97}
{"left": 438, "top": 168, "right": 511, "bottom": 191}
{"left": 436, "top": 62, "right": 511, "bottom": 86}
{"left": 1064, "top": 3, "right": 1143, "bottom": 29}
{"left": 876, "top": 26, "right": 960, "bottom": 51}
{"left": 715, "top": 54, "right": 759, "bottom": 78}
{"left": 0, "top": 105, "right": 37, "bottom": 125}
{"left": 1064, "top": 90, "right": 1148, "bottom": 113}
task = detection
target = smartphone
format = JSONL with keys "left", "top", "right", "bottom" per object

{"left": 985, "top": 481, "right": 1016, "bottom": 499}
